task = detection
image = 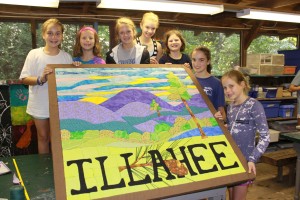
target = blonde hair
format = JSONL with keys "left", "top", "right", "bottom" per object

{"left": 42, "top": 18, "right": 64, "bottom": 49}
{"left": 222, "top": 70, "right": 251, "bottom": 94}
{"left": 42, "top": 18, "right": 64, "bottom": 35}
{"left": 73, "top": 26, "right": 102, "bottom": 57}
{"left": 141, "top": 12, "right": 159, "bottom": 28}
{"left": 115, "top": 17, "right": 137, "bottom": 42}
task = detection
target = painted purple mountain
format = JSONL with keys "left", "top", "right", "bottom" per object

{"left": 58, "top": 101, "right": 125, "bottom": 124}
{"left": 134, "top": 120, "right": 158, "bottom": 133}
{"left": 115, "top": 102, "right": 178, "bottom": 117}
{"left": 100, "top": 89, "right": 207, "bottom": 112}
{"left": 100, "top": 89, "right": 181, "bottom": 112}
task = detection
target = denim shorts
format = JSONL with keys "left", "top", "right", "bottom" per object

{"left": 31, "top": 115, "right": 49, "bottom": 120}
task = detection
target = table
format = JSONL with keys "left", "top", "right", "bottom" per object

{"left": 281, "top": 131, "right": 300, "bottom": 200}
{"left": 0, "top": 154, "right": 54, "bottom": 199}
{"left": 0, "top": 154, "right": 226, "bottom": 200}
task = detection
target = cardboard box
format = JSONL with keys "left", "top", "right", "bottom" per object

{"left": 247, "top": 53, "right": 285, "bottom": 66}
{"left": 283, "top": 66, "right": 296, "bottom": 74}
{"left": 282, "top": 90, "right": 292, "bottom": 97}
{"left": 269, "top": 129, "right": 280, "bottom": 143}
{"left": 276, "top": 87, "right": 283, "bottom": 98}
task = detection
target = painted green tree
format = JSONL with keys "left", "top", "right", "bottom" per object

{"left": 150, "top": 99, "right": 161, "bottom": 117}
{"left": 166, "top": 72, "right": 206, "bottom": 138}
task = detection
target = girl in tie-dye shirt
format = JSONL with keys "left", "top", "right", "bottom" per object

{"left": 215, "top": 69, "right": 270, "bottom": 200}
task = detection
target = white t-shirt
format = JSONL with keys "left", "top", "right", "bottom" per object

{"left": 19, "top": 47, "right": 72, "bottom": 118}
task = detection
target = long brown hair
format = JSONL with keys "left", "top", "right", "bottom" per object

{"left": 73, "top": 26, "right": 102, "bottom": 57}
{"left": 192, "top": 46, "right": 212, "bottom": 73}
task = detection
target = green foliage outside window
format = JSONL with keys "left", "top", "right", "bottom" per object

{"left": 0, "top": 22, "right": 31, "bottom": 80}
{"left": 181, "top": 30, "right": 240, "bottom": 76}
{"left": 0, "top": 21, "right": 297, "bottom": 80}
{"left": 248, "top": 35, "right": 297, "bottom": 54}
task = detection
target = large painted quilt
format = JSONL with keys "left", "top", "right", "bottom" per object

{"left": 48, "top": 64, "right": 254, "bottom": 200}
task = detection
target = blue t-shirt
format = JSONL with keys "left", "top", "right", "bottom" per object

{"left": 196, "top": 76, "right": 225, "bottom": 110}
{"left": 73, "top": 56, "right": 106, "bottom": 64}
{"left": 159, "top": 53, "right": 192, "bottom": 67}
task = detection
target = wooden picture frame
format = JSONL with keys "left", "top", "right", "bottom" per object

{"left": 48, "top": 64, "right": 254, "bottom": 200}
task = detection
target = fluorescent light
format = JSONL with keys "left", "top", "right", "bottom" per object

{"left": 0, "top": 0, "right": 59, "bottom": 7}
{"left": 237, "top": 8, "right": 300, "bottom": 24}
{"left": 97, "top": 0, "right": 224, "bottom": 15}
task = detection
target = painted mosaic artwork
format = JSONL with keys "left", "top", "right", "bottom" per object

{"left": 50, "top": 66, "right": 249, "bottom": 200}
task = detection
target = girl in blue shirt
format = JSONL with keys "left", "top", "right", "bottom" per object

{"left": 192, "top": 46, "right": 226, "bottom": 120}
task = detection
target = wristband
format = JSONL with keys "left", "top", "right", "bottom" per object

{"left": 37, "top": 76, "right": 44, "bottom": 86}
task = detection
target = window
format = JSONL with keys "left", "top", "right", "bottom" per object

{"left": 98, "top": 25, "right": 110, "bottom": 59}
{"left": 0, "top": 22, "right": 31, "bottom": 80}
{"left": 248, "top": 35, "right": 297, "bottom": 54}
{"left": 181, "top": 30, "right": 240, "bottom": 75}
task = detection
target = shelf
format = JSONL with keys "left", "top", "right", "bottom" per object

{"left": 249, "top": 75, "right": 295, "bottom": 78}
{"left": 216, "top": 75, "right": 295, "bottom": 79}
{"left": 267, "top": 117, "right": 296, "bottom": 122}
{"left": 257, "top": 97, "right": 297, "bottom": 101}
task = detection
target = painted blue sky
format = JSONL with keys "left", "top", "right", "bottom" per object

{"left": 55, "top": 67, "right": 200, "bottom": 106}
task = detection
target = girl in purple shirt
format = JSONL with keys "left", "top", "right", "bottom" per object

{"left": 215, "top": 70, "right": 270, "bottom": 200}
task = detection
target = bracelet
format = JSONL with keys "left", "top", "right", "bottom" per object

{"left": 37, "top": 76, "right": 44, "bottom": 86}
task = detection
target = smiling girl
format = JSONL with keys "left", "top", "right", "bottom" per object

{"left": 136, "top": 12, "right": 162, "bottom": 64}
{"left": 192, "top": 46, "right": 225, "bottom": 119}
{"left": 73, "top": 26, "right": 105, "bottom": 65}
{"left": 215, "top": 69, "right": 270, "bottom": 200}
{"left": 159, "top": 29, "right": 191, "bottom": 68}
{"left": 106, "top": 17, "right": 150, "bottom": 64}
{"left": 19, "top": 18, "right": 72, "bottom": 154}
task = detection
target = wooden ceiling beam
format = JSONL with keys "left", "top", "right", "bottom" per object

{"left": 222, "top": 0, "right": 242, "bottom": 4}
{"left": 243, "top": 20, "right": 264, "bottom": 50}
{"left": 249, "top": 0, "right": 300, "bottom": 10}
{"left": 0, "top": 1, "right": 299, "bottom": 36}
{"left": 271, "top": 0, "right": 300, "bottom": 9}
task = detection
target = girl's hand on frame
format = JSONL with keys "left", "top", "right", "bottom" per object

{"left": 73, "top": 61, "right": 82, "bottom": 67}
{"left": 150, "top": 57, "right": 158, "bottom": 64}
{"left": 41, "top": 66, "right": 53, "bottom": 83}
{"left": 214, "top": 111, "right": 223, "bottom": 121}
{"left": 183, "top": 63, "right": 191, "bottom": 69}
{"left": 248, "top": 161, "right": 256, "bottom": 175}
{"left": 214, "top": 111, "right": 227, "bottom": 127}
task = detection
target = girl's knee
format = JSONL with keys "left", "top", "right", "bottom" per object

{"left": 37, "top": 132, "right": 50, "bottom": 142}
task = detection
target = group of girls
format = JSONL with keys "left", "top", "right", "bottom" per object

{"left": 19, "top": 12, "right": 269, "bottom": 200}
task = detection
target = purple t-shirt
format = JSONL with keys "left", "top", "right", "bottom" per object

{"left": 227, "top": 97, "right": 270, "bottom": 163}
{"left": 73, "top": 56, "right": 106, "bottom": 64}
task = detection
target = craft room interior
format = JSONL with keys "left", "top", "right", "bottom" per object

{"left": 0, "top": 0, "right": 300, "bottom": 200}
